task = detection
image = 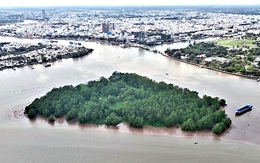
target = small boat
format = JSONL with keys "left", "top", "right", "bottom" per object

{"left": 50, "top": 40, "right": 58, "bottom": 43}
{"left": 45, "top": 63, "right": 51, "bottom": 68}
{"left": 236, "top": 104, "right": 253, "bottom": 115}
{"left": 257, "top": 78, "right": 260, "bottom": 82}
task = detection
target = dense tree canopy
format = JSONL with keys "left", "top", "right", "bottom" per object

{"left": 24, "top": 72, "right": 231, "bottom": 134}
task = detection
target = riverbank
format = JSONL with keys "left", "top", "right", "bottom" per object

{"left": 160, "top": 53, "right": 260, "bottom": 81}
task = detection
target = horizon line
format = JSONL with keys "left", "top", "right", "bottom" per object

{"left": 1, "top": 4, "right": 260, "bottom": 8}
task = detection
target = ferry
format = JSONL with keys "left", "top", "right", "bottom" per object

{"left": 236, "top": 104, "right": 253, "bottom": 115}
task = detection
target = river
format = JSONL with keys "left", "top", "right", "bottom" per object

{"left": 0, "top": 36, "right": 260, "bottom": 162}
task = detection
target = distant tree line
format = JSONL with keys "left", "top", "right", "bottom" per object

{"left": 24, "top": 72, "right": 231, "bottom": 134}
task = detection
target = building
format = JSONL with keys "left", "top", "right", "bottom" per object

{"left": 139, "top": 31, "right": 146, "bottom": 39}
{"left": 102, "top": 22, "right": 109, "bottom": 33}
{"left": 42, "top": 10, "right": 46, "bottom": 21}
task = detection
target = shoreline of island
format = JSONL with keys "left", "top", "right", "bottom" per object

{"left": 7, "top": 103, "right": 260, "bottom": 149}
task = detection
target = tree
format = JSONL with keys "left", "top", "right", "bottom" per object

{"left": 222, "top": 117, "right": 232, "bottom": 128}
{"left": 164, "top": 112, "right": 179, "bottom": 127}
{"left": 212, "top": 123, "right": 223, "bottom": 134}
{"left": 78, "top": 113, "right": 88, "bottom": 124}
{"left": 219, "top": 99, "right": 226, "bottom": 106}
{"left": 27, "top": 109, "right": 36, "bottom": 119}
{"left": 128, "top": 115, "right": 144, "bottom": 128}
{"left": 213, "top": 110, "right": 226, "bottom": 123}
{"left": 66, "top": 109, "right": 78, "bottom": 121}
{"left": 196, "top": 115, "right": 214, "bottom": 130}
{"left": 42, "top": 108, "right": 51, "bottom": 117}
{"left": 48, "top": 115, "right": 55, "bottom": 123}
{"left": 104, "top": 113, "right": 122, "bottom": 126}
{"left": 212, "top": 122, "right": 226, "bottom": 134}
{"left": 181, "top": 119, "right": 196, "bottom": 131}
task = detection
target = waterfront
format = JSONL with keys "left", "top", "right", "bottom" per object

{"left": 0, "top": 36, "right": 260, "bottom": 162}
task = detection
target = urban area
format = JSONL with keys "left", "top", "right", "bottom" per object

{"left": 0, "top": 6, "right": 260, "bottom": 77}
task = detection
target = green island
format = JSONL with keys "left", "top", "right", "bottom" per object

{"left": 165, "top": 41, "right": 260, "bottom": 77}
{"left": 24, "top": 72, "right": 231, "bottom": 134}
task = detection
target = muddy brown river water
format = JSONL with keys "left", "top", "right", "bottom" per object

{"left": 0, "top": 36, "right": 260, "bottom": 162}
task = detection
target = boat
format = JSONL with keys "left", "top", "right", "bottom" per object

{"left": 235, "top": 104, "right": 253, "bottom": 115}
{"left": 44, "top": 63, "right": 51, "bottom": 68}
{"left": 120, "top": 44, "right": 130, "bottom": 48}
{"left": 50, "top": 40, "right": 58, "bottom": 43}
{"left": 153, "top": 49, "right": 158, "bottom": 53}
{"left": 257, "top": 78, "right": 260, "bottom": 82}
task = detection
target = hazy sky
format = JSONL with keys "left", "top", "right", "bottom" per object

{"left": 1, "top": 0, "right": 260, "bottom": 7}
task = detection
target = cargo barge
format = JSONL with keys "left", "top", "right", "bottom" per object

{"left": 236, "top": 104, "right": 253, "bottom": 115}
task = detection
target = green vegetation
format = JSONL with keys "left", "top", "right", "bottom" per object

{"left": 219, "top": 99, "right": 226, "bottom": 106}
{"left": 212, "top": 123, "right": 225, "bottom": 134}
{"left": 48, "top": 115, "right": 55, "bottom": 123}
{"left": 216, "top": 39, "right": 256, "bottom": 48}
{"left": 212, "top": 117, "right": 231, "bottom": 135}
{"left": 165, "top": 42, "right": 260, "bottom": 77}
{"left": 165, "top": 42, "right": 228, "bottom": 60}
{"left": 24, "top": 72, "right": 231, "bottom": 134}
{"left": 27, "top": 109, "right": 36, "bottom": 119}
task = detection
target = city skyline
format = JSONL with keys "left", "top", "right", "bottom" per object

{"left": 1, "top": 0, "right": 260, "bottom": 7}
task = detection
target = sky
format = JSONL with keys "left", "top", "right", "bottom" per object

{"left": 1, "top": 0, "right": 260, "bottom": 7}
